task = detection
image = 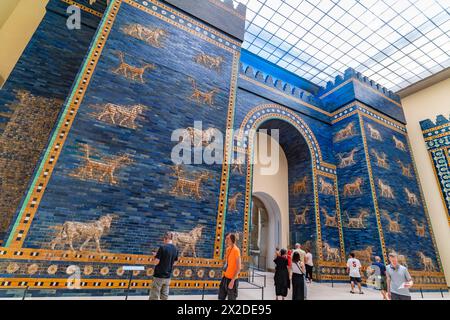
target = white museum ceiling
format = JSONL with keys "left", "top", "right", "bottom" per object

{"left": 231, "top": 0, "right": 450, "bottom": 91}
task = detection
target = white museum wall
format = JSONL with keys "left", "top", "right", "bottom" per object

{"left": 252, "top": 132, "right": 289, "bottom": 270}
{"left": 402, "top": 78, "right": 450, "bottom": 285}
{"left": 0, "top": 0, "right": 48, "bottom": 86}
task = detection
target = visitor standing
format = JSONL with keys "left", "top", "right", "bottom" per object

{"left": 347, "top": 252, "right": 364, "bottom": 294}
{"left": 273, "top": 249, "right": 290, "bottom": 300}
{"left": 372, "top": 256, "right": 388, "bottom": 300}
{"left": 218, "top": 233, "right": 241, "bottom": 300}
{"left": 305, "top": 248, "right": 314, "bottom": 283}
{"left": 149, "top": 231, "right": 178, "bottom": 300}
{"left": 292, "top": 243, "right": 306, "bottom": 264}
{"left": 291, "top": 251, "right": 305, "bottom": 300}
{"left": 292, "top": 243, "right": 307, "bottom": 298}
{"left": 386, "top": 252, "right": 413, "bottom": 300}
{"left": 287, "top": 245, "right": 292, "bottom": 270}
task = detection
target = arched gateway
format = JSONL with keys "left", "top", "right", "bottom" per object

{"left": 224, "top": 104, "right": 345, "bottom": 273}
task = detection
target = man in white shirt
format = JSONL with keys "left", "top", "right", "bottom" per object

{"left": 346, "top": 252, "right": 364, "bottom": 294}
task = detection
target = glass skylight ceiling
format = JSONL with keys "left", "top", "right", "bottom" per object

{"left": 233, "top": 0, "right": 450, "bottom": 92}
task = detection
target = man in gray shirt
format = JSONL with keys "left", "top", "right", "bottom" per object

{"left": 386, "top": 252, "right": 414, "bottom": 300}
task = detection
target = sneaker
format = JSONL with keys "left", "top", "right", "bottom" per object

{"left": 350, "top": 291, "right": 355, "bottom": 294}
{"left": 359, "top": 292, "right": 364, "bottom": 294}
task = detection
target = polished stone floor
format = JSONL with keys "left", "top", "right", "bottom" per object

{"left": 7, "top": 272, "right": 449, "bottom": 300}
{"left": 178, "top": 272, "right": 449, "bottom": 301}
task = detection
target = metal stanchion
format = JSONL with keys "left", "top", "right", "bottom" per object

{"left": 22, "top": 286, "right": 29, "bottom": 301}
{"left": 202, "top": 283, "right": 205, "bottom": 301}
{"left": 439, "top": 287, "right": 444, "bottom": 298}
{"left": 123, "top": 266, "right": 145, "bottom": 300}
{"left": 125, "top": 272, "right": 134, "bottom": 301}
{"left": 420, "top": 287, "right": 424, "bottom": 299}
{"left": 261, "top": 286, "right": 264, "bottom": 300}
{"left": 331, "top": 277, "right": 334, "bottom": 288}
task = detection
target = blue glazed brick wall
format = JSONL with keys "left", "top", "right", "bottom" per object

{"left": 353, "top": 82, "right": 405, "bottom": 124}
{"left": 318, "top": 182, "right": 342, "bottom": 260}
{"left": 363, "top": 116, "right": 440, "bottom": 271}
{"left": 320, "top": 81, "right": 356, "bottom": 113}
{"left": 23, "top": 2, "right": 236, "bottom": 258}
{"left": 333, "top": 114, "right": 383, "bottom": 260}
{"left": 0, "top": 0, "right": 105, "bottom": 244}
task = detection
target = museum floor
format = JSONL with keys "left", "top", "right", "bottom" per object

{"left": 3, "top": 272, "right": 448, "bottom": 300}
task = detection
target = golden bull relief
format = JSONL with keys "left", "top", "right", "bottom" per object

{"left": 172, "top": 225, "right": 205, "bottom": 257}
{"left": 50, "top": 214, "right": 117, "bottom": 252}
{"left": 322, "top": 242, "right": 340, "bottom": 262}
{"left": 367, "top": 123, "right": 382, "bottom": 141}
{"left": 343, "top": 178, "right": 363, "bottom": 196}
{"left": 318, "top": 177, "right": 334, "bottom": 195}
{"left": 94, "top": 102, "right": 147, "bottom": 129}
{"left": 171, "top": 165, "right": 212, "bottom": 199}
{"left": 69, "top": 144, "right": 132, "bottom": 185}
{"left": 378, "top": 179, "right": 394, "bottom": 199}
{"left": 194, "top": 53, "right": 224, "bottom": 72}
{"left": 122, "top": 24, "right": 168, "bottom": 48}
{"left": 334, "top": 122, "right": 356, "bottom": 142}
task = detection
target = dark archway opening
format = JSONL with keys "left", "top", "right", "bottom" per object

{"left": 249, "top": 119, "right": 315, "bottom": 271}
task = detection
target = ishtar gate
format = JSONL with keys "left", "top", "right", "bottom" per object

{"left": 0, "top": 0, "right": 449, "bottom": 299}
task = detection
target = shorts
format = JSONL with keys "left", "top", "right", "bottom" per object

{"left": 390, "top": 292, "right": 411, "bottom": 300}
{"left": 218, "top": 277, "right": 239, "bottom": 300}
{"left": 350, "top": 276, "right": 362, "bottom": 283}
